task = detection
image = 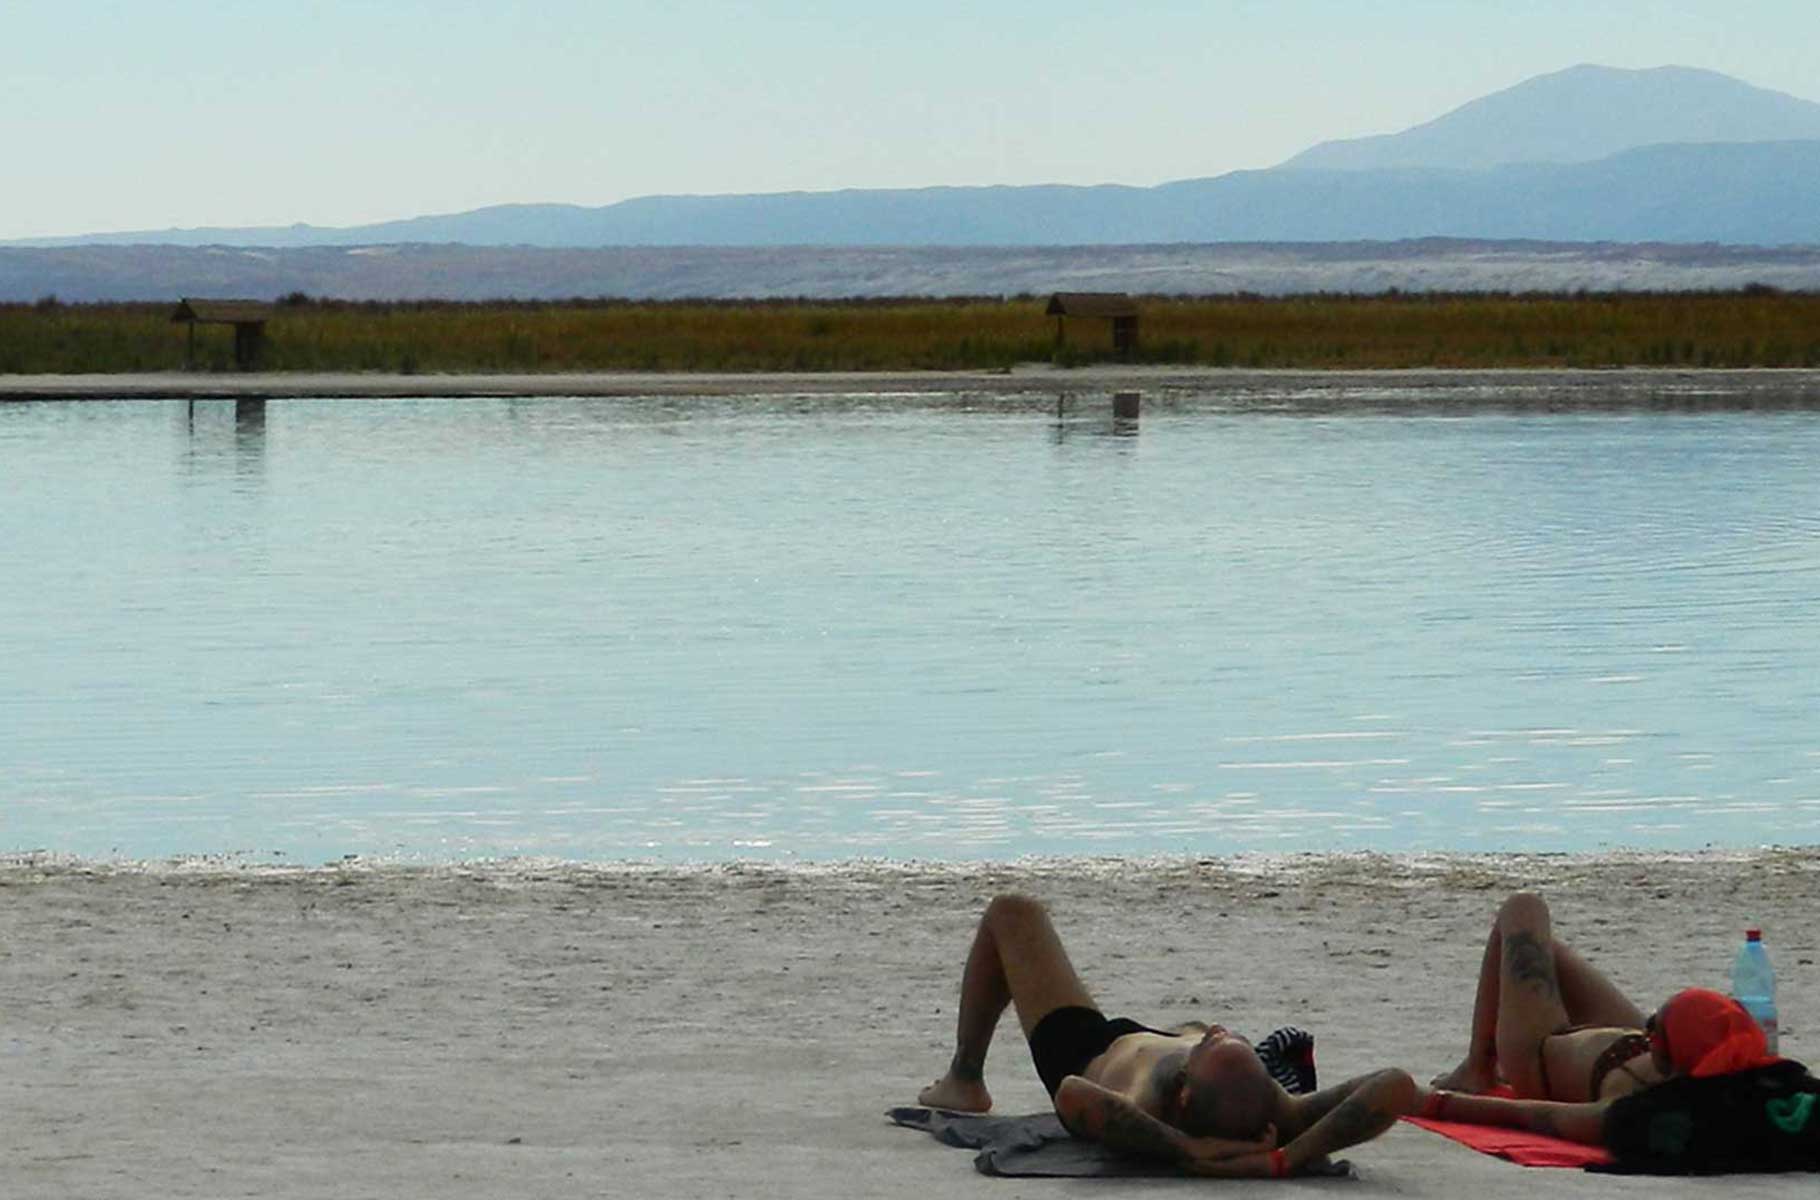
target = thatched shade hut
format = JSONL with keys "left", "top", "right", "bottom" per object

{"left": 171, "top": 298, "right": 275, "bottom": 370}
{"left": 1046, "top": 292, "right": 1140, "bottom": 356}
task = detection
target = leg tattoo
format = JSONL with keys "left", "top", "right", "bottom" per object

{"left": 1504, "top": 931, "right": 1559, "bottom": 999}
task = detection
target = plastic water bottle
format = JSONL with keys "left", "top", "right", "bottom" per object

{"left": 1731, "top": 927, "right": 1780, "bottom": 1054}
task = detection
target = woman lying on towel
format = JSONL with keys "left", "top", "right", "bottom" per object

{"left": 1430, "top": 890, "right": 1675, "bottom": 1116}
{"left": 1422, "top": 891, "right": 1814, "bottom": 1169}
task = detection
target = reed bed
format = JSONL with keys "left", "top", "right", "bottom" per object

{"left": 4, "top": 291, "right": 1819, "bottom": 374}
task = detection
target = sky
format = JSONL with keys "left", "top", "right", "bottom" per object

{"left": 5, "top": 0, "right": 1819, "bottom": 240}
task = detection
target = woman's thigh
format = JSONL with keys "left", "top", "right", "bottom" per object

{"left": 1494, "top": 897, "right": 1573, "bottom": 1097}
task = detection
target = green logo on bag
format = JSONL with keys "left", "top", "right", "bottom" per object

{"left": 1765, "top": 1095, "right": 1816, "bottom": 1135}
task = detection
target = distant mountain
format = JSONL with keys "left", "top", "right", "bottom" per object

{"left": 15, "top": 140, "right": 1818, "bottom": 252}
{"left": 9, "top": 187, "right": 1161, "bottom": 250}
{"left": 1283, "top": 64, "right": 1820, "bottom": 170}
{"left": 6, "top": 66, "right": 1820, "bottom": 259}
{"left": 1157, "top": 141, "right": 1820, "bottom": 244}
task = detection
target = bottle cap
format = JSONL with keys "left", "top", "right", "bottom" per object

{"left": 1746, "top": 928, "right": 1762, "bottom": 941}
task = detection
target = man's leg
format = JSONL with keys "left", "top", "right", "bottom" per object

{"left": 918, "top": 893, "right": 1096, "bottom": 1112}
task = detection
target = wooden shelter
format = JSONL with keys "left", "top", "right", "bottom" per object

{"left": 1046, "top": 292, "right": 1140, "bottom": 356}
{"left": 172, "top": 298, "right": 274, "bottom": 370}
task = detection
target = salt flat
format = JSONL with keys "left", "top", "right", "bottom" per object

{"left": 7, "top": 240, "right": 1820, "bottom": 303}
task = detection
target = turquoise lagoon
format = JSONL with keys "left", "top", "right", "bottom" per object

{"left": 4, "top": 391, "right": 1819, "bottom": 863}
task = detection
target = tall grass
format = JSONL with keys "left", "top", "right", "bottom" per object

{"left": 5, "top": 292, "right": 1820, "bottom": 374}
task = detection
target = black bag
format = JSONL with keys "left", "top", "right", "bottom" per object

{"left": 1593, "top": 1060, "right": 1820, "bottom": 1174}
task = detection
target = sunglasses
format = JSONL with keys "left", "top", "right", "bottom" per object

{"left": 1645, "top": 1011, "right": 1669, "bottom": 1058}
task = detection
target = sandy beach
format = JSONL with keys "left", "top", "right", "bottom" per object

{"left": 5, "top": 365, "right": 1820, "bottom": 403}
{"left": 3, "top": 849, "right": 1816, "bottom": 1198}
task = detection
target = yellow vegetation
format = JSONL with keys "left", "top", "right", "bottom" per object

{"left": 4, "top": 291, "right": 1819, "bottom": 374}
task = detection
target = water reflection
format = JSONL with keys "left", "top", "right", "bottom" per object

{"left": 234, "top": 400, "right": 266, "bottom": 479}
{"left": 179, "top": 397, "right": 266, "bottom": 483}
{"left": 1051, "top": 392, "right": 1143, "bottom": 443}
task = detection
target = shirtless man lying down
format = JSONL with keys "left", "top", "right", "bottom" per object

{"left": 915, "top": 894, "right": 1416, "bottom": 1178}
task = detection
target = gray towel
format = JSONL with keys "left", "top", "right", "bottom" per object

{"left": 888, "top": 1106, "right": 1166, "bottom": 1176}
{"left": 887, "top": 1106, "right": 1355, "bottom": 1179}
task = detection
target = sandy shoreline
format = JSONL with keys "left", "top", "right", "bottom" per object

{"left": 3, "top": 848, "right": 1816, "bottom": 1198}
{"left": 5, "top": 365, "right": 1820, "bottom": 403}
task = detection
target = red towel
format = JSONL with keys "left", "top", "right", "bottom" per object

{"left": 1402, "top": 1113, "right": 1614, "bottom": 1168}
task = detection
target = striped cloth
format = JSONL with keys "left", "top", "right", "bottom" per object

{"left": 1254, "top": 1026, "right": 1317, "bottom": 1095}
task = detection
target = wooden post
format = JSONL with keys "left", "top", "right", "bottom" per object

{"left": 1113, "top": 392, "right": 1140, "bottom": 419}
{"left": 1113, "top": 315, "right": 1139, "bottom": 357}
{"left": 186, "top": 321, "right": 195, "bottom": 370}
{"left": 233, "top": 322, "right": 265, "bottom": 370}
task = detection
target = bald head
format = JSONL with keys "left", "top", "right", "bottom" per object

{"left": 1177, "top": 1039, "right": 1279, "bottom": 1139}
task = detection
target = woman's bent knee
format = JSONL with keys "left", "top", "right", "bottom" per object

{"left": 1498, "top": 891, "right": 1550, "bottom": 928}
{"left": 986, "top": 893, "right": 1048, "bottom": 927}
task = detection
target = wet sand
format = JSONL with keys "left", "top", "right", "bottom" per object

{"left": 3, "top": 849, "right": 1816, "bottom": 1198}
{"left": 4, "top": 365, "right": 1820, "bottom": 404}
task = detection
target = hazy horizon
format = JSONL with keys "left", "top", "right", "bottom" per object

{"left": 9, "top": 1, "right": 1820, "bottom": 241}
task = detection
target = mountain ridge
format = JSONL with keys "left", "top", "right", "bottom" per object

{"left": 13, "top": 139, "right": 1818, "bottom": 251}
{"left": 1282, "top": 63, "right": 1820, "bottom": 171}
{"left": 8, "top": 65, "right": 1820, "bottom": 268}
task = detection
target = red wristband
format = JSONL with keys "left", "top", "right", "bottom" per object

{"left": 1270, "top": 1148, "right": 1289, "bottom": 1178}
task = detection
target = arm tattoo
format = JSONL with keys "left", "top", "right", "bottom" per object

{"left": 1289, "top": 1074, "right": 1378, "bottom": 1133}
{"left": 1285, "top": 1070, "right": 1404, "bottom": 1158}
{"left": 1504, "top": 931, "right": 1560, "bottom": 999}
{"left": 1324, "top": 1094, "right": 1377, "bottom": 1145}
{"left": 1102, "top": 1102, "right": 1190, "bottom": 1164}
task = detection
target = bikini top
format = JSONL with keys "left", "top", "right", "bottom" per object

{"left": 1589, "top": 1031, "right": 1655, "bottom": 1098}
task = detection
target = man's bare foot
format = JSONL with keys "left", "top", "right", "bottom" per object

{"left": 1429, "top": 1058, "right": 1498, "bottom": 1095}
{"left": 918, "top": 1073, "right": 992, "bottom": 1112}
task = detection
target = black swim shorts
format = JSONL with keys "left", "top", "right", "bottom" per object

{"left": 1027, "top": 1005, "right": 1164, "bottom": 1098}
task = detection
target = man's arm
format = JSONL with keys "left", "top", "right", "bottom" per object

{"left": 1053, "top": 1076, "right": 1272, "bottom": 1170}
{"left": 1262, "top": 1069, "right": 1417, "bottom": 1175}
{"left": 1419, "top": 1088, "right": 1609, "bottom": 1145}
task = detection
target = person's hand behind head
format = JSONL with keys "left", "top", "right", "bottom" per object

{"left": 1182, "top": 1122, "right": 1276, "bottom": 1163}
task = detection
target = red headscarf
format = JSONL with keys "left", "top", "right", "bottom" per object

{"left": 1650, "top": 987, "right": 1782, "bottom": 1078}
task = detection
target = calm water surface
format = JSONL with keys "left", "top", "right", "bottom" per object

{"left": 4, "top": 393, "right": 1820, "bottom": 862}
